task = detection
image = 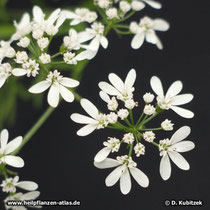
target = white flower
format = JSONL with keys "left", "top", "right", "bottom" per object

{"left": 159, "top": 126, "right": 195, "bottom": 180}
{"left": 130, "top": 16, "right": 169, "bottom": 49}
{"left": 144, "top": 104, "right": 156, "bottom": 115}
{"left": 32, "top": 6, "right": 66, "bottom": 37}
{"left": 161, "top": 119, "right": 174, "bottom": 131}
{"left": 1, "top": 176, "right": 38, "bottom": 193}
{"left": 37, "top": 37, "right": 49, "bottom": 51}
{"left": 98, "top": 0, "right": 110, "bottom": 9}
{"left": 150, "top": 76, "right": 194, "bottom": 118}
{"left": 143, "top": 92, "right": 154, "bottom": 103}
{"left": 4, "top": 191, "right": 40, "bottom": 210}
{"left": 71, "top": 99, "right": 109, "bottom": 136}
{"left": 117, "top": 109, "right": 129, "bottom": 120}
{"left": 94, "top": 156, "right": 149, "bottom": 194}
{"left": 13, "top": 59, "right": 40, "bottom": 77}
{"left": 125, "top": 99, "right": 137, "bottom": 109}
{"left": 134, "top": 143, "right": 145, "bottom": 157}
{"left": 99, "top": 91, "right": 118, "bottom": 111}
{"left": 94, "top": 137, "right": 120, "bottom": 162}
{"left": 11, "top": 13, "right": 31, "bottom": 41}
{"left": 17, "top": 37, "right": 30, "bottom": 48}
{"left": 123, "top": 133, "right": 135, "bottom": 144}
{"left": 29, "top": 70, "right": 79, "bottom": 107}
{"left": 14, "top": 51, "right": 28, "bottom": 64}
{"left": 63, "top": 29, "right": 84, "bottom": 51}
{"left": 143, "top": 131, "right": 155, "bottom": 142}
{"left": 120, "top": 1, "right": 131, "bottom": 13}
{"left": 135, "top": 0, "right": 162, "bottom": 9}
{"left": 39, "top": 53, "right": 51, "bottom": 64}
{"left": 106, "top": 112, "right": 118, "bottom": 124}
{"left": 131, "top": 1, "right": 145, "bottom": 11}
{"left": 78, "top": 22, "right": 108, "bottom": 60}
{"left": 0, "top": 63, "right": 12, "bottom": 88}
{"left": 0, "top": 41, "right": 15, "bottom": 61}
{"left": 0, "top": 129, "right": 24, "bottom": 168}
{"left": 66, "top": 8, "right": 97, "bottom": 25}
{"left": 106, "top": 8, "right": 119, "bottom": 19}
{"left": 99, "top": 69, "right": 136, "bottom": 102}
{"left": 63, "top": 52, "right": 78, "bottom": 65}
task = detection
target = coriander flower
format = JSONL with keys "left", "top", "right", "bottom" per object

{"left": 120, "top": 1, "right": 131, "bottom": 14}
{"left": 39, "top": 53, "right": 51, "bottom": 64}
{"left": 117, "top": 109, "right": 129, "bottom": 120}
{"left": 134, "top": 143, "right": 145, "bottom": 157}
{"left": 130, "top": 16, "right": 169, "bottom": 49}
{"left": 131, "top": 1, "right": 145, "bottom": 11}
{"left": 143, "top": 104, "right": 156, "bottom": 115}
{"left": 106, "top": 8, "right": 119, "bottom": 19}
{"left": 1, "top": 176, "right": 38, "bottom": 193}
{"left": 94, "top": 137, "right": 120, "bottom": 162}
{"left": 71, "top": 99, "right": 109, "bottom": 136}
{"left": 0, "top": 41, "right": 16, "bottom": 61}
{"left": 0, "top": 63, "right": 12, "bottom": 88}
{"left": 143, "top": 92, "right": 154, "bottom": 103}
{"left": 123, "top": 133, "right": 135, "bottom": 144}
{"left": 143, "top": 131, "right": 155, "bottom": 142}
{"left": 4, "top": 191, "right": 40, "bottom": 210}
{"left": 29, "top": 70, "right": 79, "bottom": 107}
{"left": 159, "top": 126, "right": 195, "bottom": 180}
{"left": 150, "top": 76, "right": 194, "bottom": 118}
{"left": 106, "top": 112, "right": 118, "bottom": 124}
{"left": 97, "top": 0, "right": 110, "bottom": 9}
{"left": 17, "top": 37, "right": 30, "bottom": 48}
{"left": 99, "top": 69, "right": 136, "bottom": 102}
{"left": 0, "top": 129, "right": 24, "bottom": 168}
{"left": 161, "top": 119, "right": 174, "bottom": 131}
{"left": 94, "top": 156, "right": 149, "bottom": 194}
{"left": 63, "top": 52, "right": 78, "bottom": 65}
{"left": 14, "top": 51, "right": 28, "bottom": 64}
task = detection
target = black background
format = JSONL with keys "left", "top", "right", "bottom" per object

{"left": 0, "top": 0, "right": 210, "bottom": 209}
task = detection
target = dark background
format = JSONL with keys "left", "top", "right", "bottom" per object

{"left": 1, "top": 0, "right": 210, "bottom": 209}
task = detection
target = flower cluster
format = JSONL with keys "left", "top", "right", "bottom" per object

{"left": 71, "top": 69, "right": 195, "bottom": 194}
{"left": 0, "top": 129, "right": 41, "bottom": 209}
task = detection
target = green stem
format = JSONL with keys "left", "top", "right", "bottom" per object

{"left": 128, "top": 143, "right": 133, "bottom": 157}
{"left": 12, "top": 106, "right": 54, "bottom": 155}
{"left": 115, "top": 24, "right": 130, "bottom": 29}
{"left": 51, "top": 52, "right": 61, "bottom": 59}
{"left": 117, "top": 11, "right": 136, "bottom": 23}
{"left": 151, "top": 141, "right": 159, "bottom": 148}
{"left": 139, "top": 127, "right": 163, "bottom": 131}
{"left": 140, "top": 112, "right": 159, "bottom": 127}
{"left": 113, "top": 28, "right": 132, "bottom": 35}
{"left": 129, "top": 109, "right": 134, "bottom": 125}
{"left": 124, "top": 118, "right": 132, "bottom": 127}
{"left": 136, "top": 111, "right": 144, "bottom": 126}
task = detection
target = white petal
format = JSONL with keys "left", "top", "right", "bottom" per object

{"left": 77, "top": 124, "right": 97, "bottom": 136}
{"left": 21, "top": 191, "right": 40, "bottom": 200}
{"left": 170, "top": 106, "right": 194, "bottom": 118}
{"left": 159, "top": 154, "right": 171, "bottom": 180}
{"left": 129, "top": 167, "right": 149, "bottom": 187}
{"left": 170, "top": 141, "right": 195, "bottom": 153}
{"left": 125, "top": 69, "right": 136, "bottom": 89}
{"left": 12, "top": 68, "right": 27, "bottom": 77}
{"left": 64, "top": 11, "right": 76, "bottom": 19}
{"left": 5, "top": 136, "right": 22, "bottom": 155}
{"left": 94, "top": 147, "right": 111, "bottom": 162}
{"left": 170, "top": 94, "right": 193, "bottom": 106}
{"left": 78, "top": 31, "right": 95, "bottom": 43}
{"left": 33, "top": 6, "right": 44, "bottom": 23}
{"left": 153, "top": 19, "right": 170, "bottom": 31}
{"left": 70, "top": 19, "right": 81, "bottom": 26}
{"left": 146, "top": 30, "right": 157, "bottom": 44}
{"left": 56, "top": 11, "right": 67, "bottom": 28}
{"left": 143, "top": 0, "right": 162, "bottom": 9}
{"left": 82, "top": 38, "right": 100, "bottom": 51}
{"left": 0, "top": 129, "right": 9, "bottom": 149}
{"left": 47, "top": 84, "right": 60, "bottom": 108}
{"left": 131, "top": 33, "right": 145, "bottom": 49}
{"left": 81, "top": 98, "right": 99, "bottom": 119}
{"left": 99, "top": 36, "right": 108, "bottom": 49}
{"left": 17, "top": 181, "right": 38, "bottom": 191}
{"left": 99, "top": 91, "right": 110, "bottom": 103}
{"left": 4, "top": 155, "right": 24, "bottom": 168}
{"left": 94, "top": 158, "right": 120, "bottom": 169}
{"left": 120, "top": 167, "right": 131, "bottom": 194}
{"left": 150, "top": 76, "right": 164, "bottom": 96}
{"left": 28, "top": 81, "right": 51, "bottom": 94}
{"left": 105, "top": 165, "right": 125, "bottom": 187}
{"left": 156, "top": 36, "right": 163, "bottom": 50}
{"left": 170, "top": 126, "right": 191, "bottom": 144}
{"left": 47, "top": 8, "right": 61, "bottom": 25}
{"left": 19, "top": 13, "right": 30, "bottom": 26}
{"left": 98, "top": 82, "right": 120, "bottom": 95}
{"left": 168, "top": 151, "right": 190, "bottom": 170}
{"left": 166, "top": 81, "right": 183, "bottom": 98}
{"left": 0, "top": 75, "right": 7, "bottom": 88}
{"left": 108, "top": 73, "right": 124, "bottom": 93}
{"left": 59, "top": 77, "right": 79, "bottom": 88}
{"left": 70, "top": 113, "right": 97, "bottom": 124}
{"left": 59, "top": 85, "right": 74, "bottom": 103}
{"left": 76, "top": 50, "right": 97, "bottom": 61}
